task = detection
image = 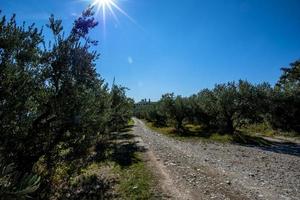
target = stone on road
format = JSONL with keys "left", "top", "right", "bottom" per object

{"left": 132, "top": 118, "right": 300, "bottom": 200}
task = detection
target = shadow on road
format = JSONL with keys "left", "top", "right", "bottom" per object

{"left": 94, "top": 125, "right": 147, "bottom": 168}
{"left": 243, "top": 141, "right": 300, "bottom": 157}
{"left": 171, "top": 128, "right": 299, "bottom": 156}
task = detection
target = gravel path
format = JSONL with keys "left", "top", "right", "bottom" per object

{"left": 132, "top": 118, "right": 300, "bottom": 200}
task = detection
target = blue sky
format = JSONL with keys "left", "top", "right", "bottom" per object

{"left": 1, "top": 0, "right": 300, "bottom": 101}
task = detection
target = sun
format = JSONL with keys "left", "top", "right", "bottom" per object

{"left": 91, "top": 0, "right": 133, "bottom": 25}
{"left": 92, "top": 0, "right": 113, "bottom": 7}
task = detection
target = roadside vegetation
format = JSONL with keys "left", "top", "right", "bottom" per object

{"left": 1, "top": 3, "right": 300, "bottom": 199}
{"left": 144, "top": 121, "right": 234, "bottom": 143}
{"left": 135, "top": 60, "right": 300, "bottom": 144}
{"left": 0, "top": 8, "right": 156, "bottom": 200}
{"left": 114, "top": 153, "right": 155, "bottom": 200}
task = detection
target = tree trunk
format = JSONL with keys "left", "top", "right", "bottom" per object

{"left": 176, "top": 118, "right": 184, "bottom": 133}
{"left": 226, "top": 117, "right": 235, "bottom": 134}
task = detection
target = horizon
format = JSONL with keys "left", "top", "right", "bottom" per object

{"left": 1, "top": 0, "right": 300, "bottom": 101}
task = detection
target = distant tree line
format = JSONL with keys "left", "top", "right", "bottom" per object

{"left": 134, "top": 60, "right": 300, "bottom": 135}
{"left": 0, "top": 9, "right": 133, "bottom": 199}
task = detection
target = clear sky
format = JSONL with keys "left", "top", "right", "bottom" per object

{"left": 1, "top": 0, "right": 300, "bottom": 101}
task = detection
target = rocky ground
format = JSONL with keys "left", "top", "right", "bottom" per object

{"left": 132, "top": 118, "right": 300, "bottom": 200}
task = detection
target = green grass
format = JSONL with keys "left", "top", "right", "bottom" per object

{"left": 144, "top": 121, "right": 234, "bottom": 143}
{"left": 239, "top": 122, "right": 300, "bottom": 141}
{"left": 119, "top": 119, "right": 135, "bottom": 132}
{"left": 144, "top": 121, "right": 175, "bottom": 136}
{"left": 128, "top": 118, "right": 135, "bottom": 127}
{"left": 113, "top": 153, "right": 155, "bottom": 200}
{"left": 209, "top": 133, "right": 234, "bottom": 143}
{"left": 41, "top": 123, "right": 157, "bottom": 199}
{"left": 70, "top": 155, "right": 155, "bottom": 200}
{"left": 109, "top": 127, "right": 157, "bottom": 199}
{"left": 239, "top": 122, "right": 277, "bottom": 137}
{"left": 143, "top": 120, "right": 292, "bottom": 145}
{"left": 108, "top": 126, "right": 158, "bottom": 199}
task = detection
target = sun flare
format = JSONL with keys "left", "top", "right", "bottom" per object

{"left": 92, "top": 0, "right": 113, "bottom": 7}
{"left": 91, "top": 0, "right": 133, "bottom": 25}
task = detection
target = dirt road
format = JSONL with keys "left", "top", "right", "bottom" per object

{"left": 132, "top": 118, "right": 300, "bottom": 200}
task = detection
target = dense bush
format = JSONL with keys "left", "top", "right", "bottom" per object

{"left": 135, "top": 61, "right": 300, "bottom": 135}
{"left": 160, "top": 94, "right": 189, "bottom": 131}
{"left": 0, "top": 8, "right": 133, "bottom": 199}
{"left": 109, "top": 83, "right": 134, "bottom": 132}
{"left": 270, "top": 60, "right": 300, "bottom": 132}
